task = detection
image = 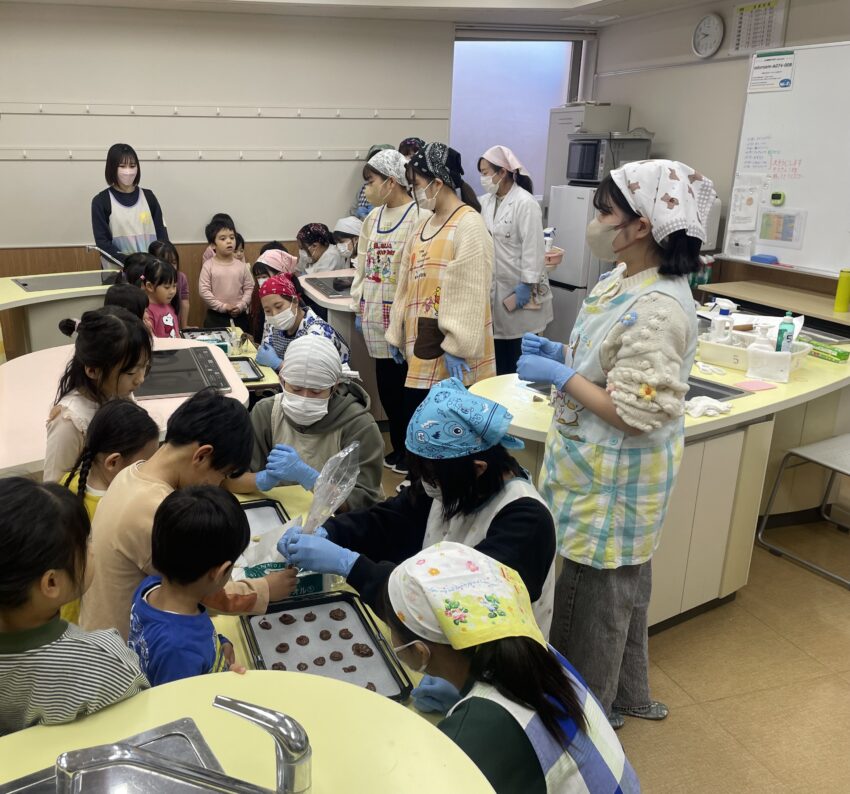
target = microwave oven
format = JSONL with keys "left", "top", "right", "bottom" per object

{"left": 566, "top": 132, "right": 653, "bottom": 185}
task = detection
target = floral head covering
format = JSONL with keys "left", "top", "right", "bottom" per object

{"left": 405, "top": 378, "right": 523, "bottom": 460}
{"left": 296, "top": 223, "right": 334, "bottom": 249}
{"left": 258, "top": 273, "right": 298, "bottom": 300}
{"left": 388, "top": 541, "right": 545, "bottom": 650}
{"left": 409, "top": 142, "right": 465, "bottom": 190}
{"left": 399, "top": 137, "right": 426, "bottom": 152}
{"left": 368, "top": 149, "right": 409, "bottom": 187}
{"left": 610, "top": 159, "right": 717, "bottom": 245}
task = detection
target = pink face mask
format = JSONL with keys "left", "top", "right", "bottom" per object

{"left": 117, "top": 167, "right": 138, "bottom": 187}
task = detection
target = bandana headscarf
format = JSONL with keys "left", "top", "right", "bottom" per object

{"left": 480, "top": 145, "right": 529, "bottom": 177}
{"left": 256, "top": 249, "right": 298, "bottom": 275}
{"left": 409, "top": 142, "right": 465, "bottom": 190}
{"left": 258, "top": 273, "right": 298, "bottom": 300}
{"left": 368, "top": 149, "right": 409, "bottom": 187}
{"left": 333, "top": 216, "right": 362, "bottom": 237}
{"left": 367, "top": 143, "right": 394, "bottom": 160}
{"left": 399, "top": 137, "right": 425, "bottom": 152}
{"left": 281, "top": 334, "right": 342, "bottom": 390}
{"left": 296, "top": 223, "right": 334, "bottom": 249}
{"left": 388, "top": 541, "right": 545, "bottom": 650}
{"left": 405, "top": 378, "right": 523, "bottom": 460}
{"left": 610, "top": 159, "right": 717, "bottom": 245}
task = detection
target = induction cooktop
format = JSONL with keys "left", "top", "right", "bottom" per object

{"left": 134, "top": 347, "right": 232, "bottom": 400}
{"left": 12, "top": 271, "right": 120, "bottom": 292}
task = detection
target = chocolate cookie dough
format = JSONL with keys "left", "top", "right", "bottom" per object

{"left": 329, "top": 651, "right": 343, "bottom": 662}
{"left": 297, "top": 662, "right": 308, "bottom": 672}
{"left": 271, "top": 662, "right": 286, "bottom": 671}
{"left": 319, "top": 630, "right": 332, "bottom": 641}
{"left": 279, "top": 613, "right": 296, "bottom": 625}
{"left": 258, "top": 619, "right": 272, "bottom": 630}
{"left": 329, "top": 608, "right": 347, "bottom": 621}
{"left": 313, "top": 656, "right": 326, "bottom": 666}
{"left": 275, "top": 642, "right": 289, "bottom": 654}
{"left": 352, "top": 643, "right": 374, "bottom": 658}
{"left": 296, "top": 635, "right": 309, "bottom": 646}
{"left": 342, "top": 665, "right": 357, "bottom": 673}
{"left": 339, "top": 628, "right": 353, "bottom": 640}
{"left": 365, "top": 682, "right": 376, "bottom": 691}
{"left": 304, "top": 611, "right": 317, "bottom": 622}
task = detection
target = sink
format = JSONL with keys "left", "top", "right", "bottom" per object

{"left": 687, "top": 376, "right": 750, "bottom": 401}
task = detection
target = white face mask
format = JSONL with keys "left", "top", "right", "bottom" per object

{"left": 298, "top": 249, "right": 312, "bottom": 268}
{"left": 415, "top": 180, "right": 439, "bottom": 211}
{"left": 116, "top": 166, "right": 138, "bottom": 187}
{"left": 480, "top": 174, "right": 501, "bottom": 195}
{"left": 257, "top": 277, "right": 268, "bottom": 288}
{"left": 421, "top": 480, "right": 442, "bottom": 500}
{"left": 336, "top": 242, "right": 352, "bottom": 258}
{"left": 585, "top": 218, "right": 624, "bottom": 263}
{"left": 267, "top": 307, "right": 296, "bottom": 331}
{"left": 282, "top": 390, "right": 330, "bottom": 426}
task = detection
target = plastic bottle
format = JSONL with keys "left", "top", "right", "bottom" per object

{"left": 543, "top": 227, "right": 555, "bottom": 253}
{"left": 709, "top": 308, "right": 733, "bottom": 344}
{"left": 776, "top": 311, "right": 795, "bottom": 352}
{"left": 835, "top": 269, "right": 850, "bottom": 313}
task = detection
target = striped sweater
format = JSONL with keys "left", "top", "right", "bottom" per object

{"left": 0, "top": 616, "right": 149, "bottom": 736}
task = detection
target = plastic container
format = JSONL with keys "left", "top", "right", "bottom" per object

{"left": 709, "top": 308, "right": 733, "bottom": 344}
{"left": 835, "top": 269, "right": 850, "bottom": 313}
{"left": 544, "top": 246, "right": 564, "bottom": 270}
{"left": 776, "top": 311, "right": 795, "bottom": 352}
{"left": 698, "top": 331, "right": 811, "bottom": 373}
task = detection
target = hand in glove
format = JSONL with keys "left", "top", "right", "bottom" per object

{"left": 255, "top": 343, "right": 283, "bottom": 372}
{"left": 257, "top": 444, "right": 319, "bottom": 492}
{"left": 411, "top": 675, "right": 461, "bottom": 713}
{"left": 389, "top": 344, "right": 405, "bottom": 365}
{"left": 520, "top": 332, "right": 565, "bottom": 362}
{"left": 277, "top": 526, "right": 358, "bottom": 576}
{"left": 443, "top": 352, "right": 471, "bottom": 382}
{"left": 514, "top": 282, "right": 533, "bottom": 308}
{"left": 517, "top": 353, "right": 576, "bottom": 391}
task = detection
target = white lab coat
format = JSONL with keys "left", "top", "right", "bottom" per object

{"left": 479, "top": 183, "right": 553, "bottom": 339}
{"left": 303, "top": 245, "right": 345, "bottom": 275}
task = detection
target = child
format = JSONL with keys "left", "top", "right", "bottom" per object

{"left": 149, "top": 240, "right": 190, "bottom": 329}
{"left": 201, "top": 212, "right": 235, "bottom": 264}
{"left": 121, "top": 251, "right": 153, "bottom": 287}
{"left": 333, "top": 216, "right": 362, "bottom": 267}
{"left": 79, "top": 388, "right": 296, "bottom": 639}
{"left": 250, "top": 246, "right": 299, "bottom": 341}
{"left": 47, "top": 307, "right": 152, "bottom": 483}
{"left": 296, "top": 223, "right": 344, "bottom": 275}
{"left": 142, "top": 258, "right": 180, "bottom": 338}
{"left": 128, "top": 486, "right": 250, "bottom": 685}
{"left": 104, "top": 282, "right": 148, "bottom": 323}
{"left": 234, "top": 232, "right": 246, "bottom": 263}
{"left": 0, "top": 478, "right": 148, "bottom": 736}
{"left": 199, "top": 218, "right": 253, "bottom": 332}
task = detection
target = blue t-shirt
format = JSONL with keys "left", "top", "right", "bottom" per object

{"left": 128, "top": 576, "right": 229, "bottom": 686}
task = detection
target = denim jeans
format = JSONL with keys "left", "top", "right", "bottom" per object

{"left": 549, "top": 557, "right": 652, "bottom": 715}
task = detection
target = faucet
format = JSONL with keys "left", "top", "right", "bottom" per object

{"left": 214, "top": 696, "right": 312, "bottom": 794}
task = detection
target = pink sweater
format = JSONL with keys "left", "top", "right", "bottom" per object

{"left": 199, "top": 258, "right": 254, "bottom": 313}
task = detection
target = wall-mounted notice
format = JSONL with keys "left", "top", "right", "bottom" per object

{"left": 757, "top": 207, "right": 807, "bottom": 249}
{"left": 742, "top": 135, "right": 771, "bottom": 170}
{"left": 731, "top": 1, "right": 787, "bottom": 55}
{"left": 748, "top": 50, "right": 796, "bottom": 93}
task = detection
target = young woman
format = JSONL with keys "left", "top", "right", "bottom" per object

{"left": 385, "top": 142, "right": 496, "bottom": 432}
{"left": 518, "top": 159, "right": 716, "bottom": 729}
{"left": 249, "top": 245, "right": 298, "bottom": 341}
{"left": 352, "top": 148, "right": 430, "bottom": 473}
{"left": 352, "top": 143, "right": 394, "bottom": 219}
{"left": 478, "top": 145, "right": 553, "bottom": 375}
{"left": 332, "top": 216, "right": 362, "bottom": 268}
{"left": 384, "top": 542, "right": 639, "bottom": 794}
{"left": 91, "top": 143, "right": 168, "bottom": 267}
{"left": 296, "top": 223, "right": 345, "bottom": 275}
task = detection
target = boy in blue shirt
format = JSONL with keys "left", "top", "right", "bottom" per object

{"left": 128, "top": 486, "right": 251, "bottom": 685}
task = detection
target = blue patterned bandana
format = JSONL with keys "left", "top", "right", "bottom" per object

{"left": 405, "top": 378, "right": 524, "bottom": 460}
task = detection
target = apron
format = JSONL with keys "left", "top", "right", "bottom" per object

{"left": 108, "top": 189, "right": 157, "bottom": 256}
{"left": 401, "top": 206, "right": 497, "bottom": 390}
{"left": 540, "top": 265, "right": 698, "bottom": 570}
{"left": 270, "top": 395, "right": 343, "bottom": 474}
{"left": 360, "top": 202, "right": 420, "bottom": 359}
{"left": 422, "top": 477, "right": 555, "bottom": 637}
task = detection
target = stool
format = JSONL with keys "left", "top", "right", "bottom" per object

{"left": 757, "top": 433, "right": 850, "bottom": 587}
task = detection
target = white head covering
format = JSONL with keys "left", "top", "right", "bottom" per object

{"left": 333, "top": 216, "right": 362, "bottom": 237}
{"left": 367, "top": 149, "right": 409, "bottom": 187}
{"left": 610, "top": 159, "right": 717, "bottom": 245}
{"left": 280, "top": 335, "right": 341, "bottom": 390}
{"left": 480, "top": 145, "right": 529, "bottom": 177}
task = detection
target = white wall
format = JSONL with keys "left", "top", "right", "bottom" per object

{"left": 0, "top": 2, "right": 453, "bottom": 246}
{"left": 594, "top": 0, "right": 850, "bottom": 206}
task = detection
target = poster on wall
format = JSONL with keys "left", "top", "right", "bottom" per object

{"left": 730, "top": 0, "right": 788, "bottom": 55}
{"left": 748, "top": 51, "right": 796, "bottom": 92}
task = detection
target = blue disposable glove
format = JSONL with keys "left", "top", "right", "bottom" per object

{"left": 521, "top": 332, "right": 564, "bottom": 362}
{"left": 514, "top": 282, "right": 533, "bottom": 308}
{"left": 255, "top": 343, "right": 283, "bottom": 372}
{"left": 517, "top": 353, "right": 576, "bottom": 391}
{"left": 388, "top": 344, "right": 405, "bottom": 365}
{"left": 443, "top": 352, "right": 471, "bottom": 381}
{"left": 355, "top": 315, "right": 363, "bottom": 334}
{"left": 277, "top": 526, "right": 358, "bottom": 576}
{"left": 411, "top": 675, "right": 461, "bottom": 713}
{"left": 262, "top": 444, "right": 319, "bottom": 491}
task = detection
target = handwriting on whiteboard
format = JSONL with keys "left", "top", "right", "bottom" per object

{"left": 743, "top": 135, "right": 771, "bottom": 170}
{"left": 769, "top": 157, "right": 803, "bottom": 180}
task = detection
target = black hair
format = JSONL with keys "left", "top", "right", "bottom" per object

{"left": 210, "top": 212, "right": 235, "bottom": 230}
{"left": 142, "top": 258, "right": 177, "bottom": 289}
{"left": 104, "top": 143, "right": 140, "bottom": 187}
{"left": 63, "top": 399, "right": 159, "bottom": 502}
{"left": 259, "top": 241, "right": 286, "bottom": 254}
{"left": 296, "top": 223, "right": 334, "bottom": 249}
{"left": 477, "top": 157, "right": 534, "bottom": 194}
{"left": 252, "top": 262, "right": 273, "bottom": 279}
{"left": 205, "top": 219, "right": 236, "bottom": 245}
{"left": 56, "top": 306, "right": 152, "bottom": 405}
{"left": 398, "top": 137, "right": 425, "bottom": 158}
{"left": 122, "top": 252, "right": 155, "bottom": 287}
{"left": 164, "top": 387, "right": 252, "bottom": 477}
{"left": 148, "top": 240, "right": 179, "bottom": 269}
{"left": 235, "top": 233, "right": 245, "bottom": 250}
{"left": 104, "top": 282, "right": 148, "bottom": 320}
{"left": 593, "top": 174, "right": 703, "bottom": 276}
{"left": 383, "top": 588, "right": 585, "bottom": 747}
{"left": 151, "top": 486, "right": 250, "bottom": 586}
{"left": 0, "top": 479, "right": 90, "bottom": 607}
{"left": 408, "top": 444, "right": 523, "bottom": 521}
{"left": 407, "top": 160, "right": 481, "bottom": 214}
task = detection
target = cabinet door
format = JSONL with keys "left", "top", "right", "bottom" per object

{"left": 681, "top": 430, "right": 744, "bottom": 612}
{"left": 648, "top": 442, "right": 703, "bottom": 626}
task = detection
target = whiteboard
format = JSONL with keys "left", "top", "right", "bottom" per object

{"left": 723, "top": 40, "right": 850, "bottom": 277}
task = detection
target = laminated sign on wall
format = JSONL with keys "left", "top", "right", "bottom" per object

{"left": 748, "top": 51, "right": 796, "bottom": 93}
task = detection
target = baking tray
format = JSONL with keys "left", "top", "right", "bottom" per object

{"left": 242, "top": 591, "right": 412, "bottom": 701}
{"left": 230, "top": 356, "right": 264, "bottom": 382}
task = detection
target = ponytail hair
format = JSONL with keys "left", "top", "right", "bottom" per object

{"left": 63, "top": 399, "right": 159, "bottom": 500}
{"left": 459, "top": 180, "right": 481, "bottom": 213}
{"left": 515, "top": 173, "right": 534, "bottom": 194}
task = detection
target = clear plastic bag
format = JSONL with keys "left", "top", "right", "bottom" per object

{"left": 302, "top": 441, "right": 360, "bottom": 534}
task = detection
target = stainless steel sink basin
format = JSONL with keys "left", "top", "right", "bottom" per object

{"left": 687, "top": 377, "right": 750, "bottom": 401}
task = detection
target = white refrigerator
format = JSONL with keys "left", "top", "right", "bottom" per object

{"left": 544, "top": 184, "right": 612, "bottom": 345}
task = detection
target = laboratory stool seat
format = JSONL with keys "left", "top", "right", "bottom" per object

{"left": 757, "top": 433, "right": 850, "bottom": 588}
